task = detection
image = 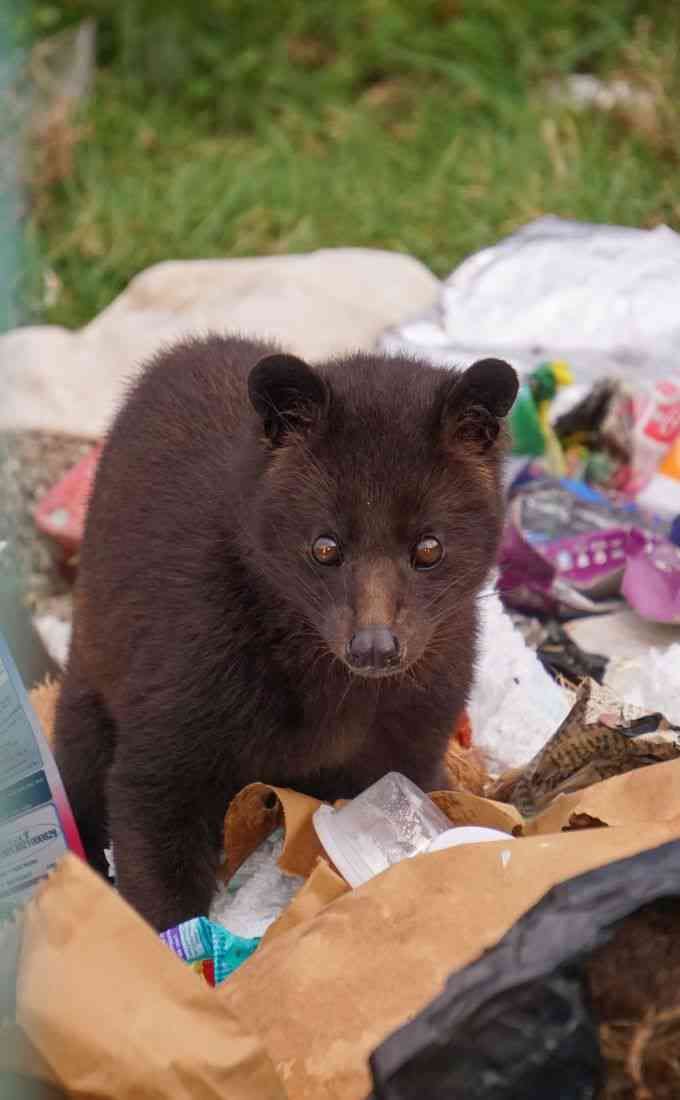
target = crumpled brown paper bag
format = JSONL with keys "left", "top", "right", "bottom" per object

{"left": 181, "top": 768, "right": 680, "bottom": 1099}
{"left": 9, "top": 681, "right": 680, "bottom": 1100}
{"left": 8, "top": 856, "right": 286, "bottom": 1099}
{"left": 219, "top": 817, "right": 680, "bottom": 1100}
{"left": 7, "top": 780, "right": 680, "bottom": 1100}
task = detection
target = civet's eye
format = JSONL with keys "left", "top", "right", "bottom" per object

{"left": 312, "top": 535, "right": 342, "bottom": 566}
{"left": 412, "top": 536, "right": 444, "bottom": 570}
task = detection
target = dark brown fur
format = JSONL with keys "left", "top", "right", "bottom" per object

{"left": 53, "top": 335, "right": 517, "bottom": 930}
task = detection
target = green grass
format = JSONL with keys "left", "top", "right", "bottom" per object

{"left": 14, "top": 0, "right": 680, "bottom": 329}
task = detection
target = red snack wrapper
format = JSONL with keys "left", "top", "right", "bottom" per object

{"left": 34, "top": 444, "right": 102, "bottom": 559}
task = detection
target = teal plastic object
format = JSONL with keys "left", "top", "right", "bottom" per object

{"left": 160, "top": 916, "right": 261, "bottom": 984}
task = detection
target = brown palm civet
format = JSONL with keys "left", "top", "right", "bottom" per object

{"left": 53, "top": 336, "right": 518, "bottom": 930}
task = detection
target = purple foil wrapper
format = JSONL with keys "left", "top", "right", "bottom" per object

{"left": 498, "top": 480, "right": 680, "bottom": 622}
{"left": 622, "top": 530, "right": 680, "bottom": 624}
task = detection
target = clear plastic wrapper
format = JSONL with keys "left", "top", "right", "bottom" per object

{"left": 313, "top": 773, "right": 451, "bottom": 887}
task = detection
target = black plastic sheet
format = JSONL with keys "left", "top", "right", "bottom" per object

{"left": 369, "top": 839, "right": 680, "bottom": 1100}
{"left": 535, "top": 620, "right": 608, "bottom": 685}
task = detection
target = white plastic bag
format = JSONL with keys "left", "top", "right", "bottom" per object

{"left": 381, "top": 216, "right": 680, "bottom": 383}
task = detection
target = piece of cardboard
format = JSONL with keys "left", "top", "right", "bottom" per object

{"left": 430, "top": 759, "right": 680, "bottom": 837}
{"left": 431, "top": 789, "right": 522, "bottom": 832}
{"left": 525, "top": 756, "right": 680, "bottom": 835}
{"left": 223, "top": 785, "right": 324, "bottom": 882}
{"left": 0, "top": 642, "right": 85, "bottom": 921}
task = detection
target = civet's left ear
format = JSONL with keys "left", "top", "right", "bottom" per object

{"left": 438, "top": 358, "right": 519, "bottom": 451}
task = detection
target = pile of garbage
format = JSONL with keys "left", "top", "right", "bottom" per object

{"left": 502, "top": 361, "right": 680, "bottom": 625}
{"left": 7, "top": 216, "right": 680, "bottom": 1100}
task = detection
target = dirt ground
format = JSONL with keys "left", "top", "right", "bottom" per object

{"left": 1, "top": 430, "right": 92, "bottom": 622}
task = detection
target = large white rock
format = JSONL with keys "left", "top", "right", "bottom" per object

{"left": 2, "top": 248, "right": 440, "bottom": 438}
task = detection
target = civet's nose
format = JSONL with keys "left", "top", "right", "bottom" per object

{"left": 347, "top": 625, "right": 400, "bottom": 671}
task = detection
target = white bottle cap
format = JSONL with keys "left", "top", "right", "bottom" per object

{"left": 313, "top": 803, "right": 379, "bottom": 887}
{"left": 427, "top": 826, "right": 513, "bottom": 853}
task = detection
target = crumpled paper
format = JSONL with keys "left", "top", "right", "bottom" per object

{"left": 369, "top": 838, "right": 680, "bottom": 1100}
{"left": 10, "top": 856, "right": 287, "bottom": 1099}
{"left": 490, "top": 678, "right": 680, "bottom": 816}
{"left": 6, "top": 754, "right": 680, "bottom": 1099}
{"left": 218, "top": 815, "right": 680, "bottom": 1100}
{"left": 12, "top": 672, "right": 680, "bottom": 1100}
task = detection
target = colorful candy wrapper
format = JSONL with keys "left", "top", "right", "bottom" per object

{"left": 160, "top": 916, "right": 260, "bottom": 986}
{"left": 626, "top": 375, "right": 680, "bottom": 494}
